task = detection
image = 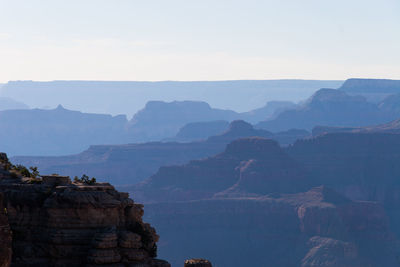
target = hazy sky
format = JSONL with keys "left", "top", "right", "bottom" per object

{"left": 0, "top": 0, "right": 399, "bottom": 82}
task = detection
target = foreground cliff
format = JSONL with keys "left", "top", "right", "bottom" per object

{"left": 0, "top": 153, "right": 169, "bottom": 267}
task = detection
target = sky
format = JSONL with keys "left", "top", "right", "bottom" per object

{"left": 0, "top": 0, "right": 399, "bottom": 83}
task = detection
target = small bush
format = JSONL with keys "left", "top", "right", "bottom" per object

{"left": 29, "top": 166, "right": 40, "bottom": 178}
{"left": 74, "top": 174, "right": 96, "bottom": 185}
{"left": 14, "top": 165, "right": 31, "bottom": 177}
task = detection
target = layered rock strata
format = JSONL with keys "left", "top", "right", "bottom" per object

{"left": 0, "top": 153, "right": 169, "bottom": 267}
{"left": 147, "top": 186, "right": 400, "bottom": 266}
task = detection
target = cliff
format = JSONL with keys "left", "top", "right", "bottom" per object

{"left": 0, "top": 154, "right": 169, "bottom": 267}
{"left": 146, "top": 186, "right": 399, "bottom": 266}
{"left": 128, "top": 134, "right": 400, "bottom": 266}
{"left": 131, "top": 137, "right": 308, "bottom": 203}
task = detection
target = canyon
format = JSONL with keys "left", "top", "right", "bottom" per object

{"left": 124, "top": 134, "right": 400, "bottom": 266}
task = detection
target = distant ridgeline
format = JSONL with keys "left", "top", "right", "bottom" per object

{"left": 0, "top": 80, "right": 343, "bottom": 116}
{"left": 339, "top": 78, "right": 400, "bottom": 102}
{"left": 256, "top": 78, "right": 400, "bottom": 132}
{"left": 2, "top": 78, "right": 400, "bottom": 157}
{"left": 0, "top": 100, "right": 299, "bottom": 156}
{"left": 340, "top": 78, "right": 400, "bottom": 93}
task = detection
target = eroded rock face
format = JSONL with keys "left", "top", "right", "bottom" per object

{"left": 0, "top": 154, "right": 169, "bottom": 267}
{"left": 146, "top": 186, "right": 400, "bottom": 266}
{"left": 133, "top": 137, "right": 308, "bottom": 203}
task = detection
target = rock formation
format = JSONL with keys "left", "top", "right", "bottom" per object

{"left": 146, "top": 186, "right": 399, "bottom": 266}
{"left": 13, "top": 121, "right": 309, "bottom": 186}
{"left": 184, "top": 259, "right": 212, "bottom": 267}
{"left": 127, "top": 134, "right": 400, "bottom": 266}
{"left": 0, "top": 153, "right": 169, "bottom": 267}
{"left": 131, "top": 137, "right": 308, "bottom": 203}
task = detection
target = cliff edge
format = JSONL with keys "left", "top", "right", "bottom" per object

{"left": 0, "top": 153, "right": 169, "bottom": 267}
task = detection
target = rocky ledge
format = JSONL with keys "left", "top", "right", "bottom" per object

{"left": 0, "top": 153, "right": 169, "bottom": 267}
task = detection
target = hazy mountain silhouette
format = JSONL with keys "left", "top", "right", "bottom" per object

{"left": 0, "top": 99, "right": 309, "bottom": 156}
{"left": 164, "top": 120, "right": 230, "bottom": 142}
{"left": 239, "top": 100, "right": 296, "bottom": 123}
{"left": 339, "top": 78, "right": 400, "bottom": 103}
{"left": 340, "top": 78, "right": 400, "bottom": 94}
{"left": 0, "top": 105, "right": 128, "bottom": 156}
{"left": 0, "top": 80, "right": 343, "bottom": 116}
{"left": 256, "top": 88, "right": 399, "bottom": 132}
{"left": 128, "top": 101, "right": 238, "bottom": 141}
{"left": 0, "top": 97, "right": 29, "bottom": 110}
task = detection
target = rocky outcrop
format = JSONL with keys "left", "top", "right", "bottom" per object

{"left": 184, "top": 259, "right": 212, "bottom": 267}
{"left": 0, "top": 154, "right": 169, "bottom": 267}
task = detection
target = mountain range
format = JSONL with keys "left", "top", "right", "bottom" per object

{"left": 0, "top": 100, "right": 299, "bottom": 156}
{"left": 0, "top": 80, "right": 343, "bottom": 116}
{"left": 257, "top": 87, "right": 400, "bottom": 132}
{"left": 3, "top": 78, "right": 400, "bottom": 156}
{"left": 340, "top": 78, "right": 400, "bottom": 102}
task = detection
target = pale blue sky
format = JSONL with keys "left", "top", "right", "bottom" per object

{"left": 0, "top": 0, "right": 399, "bottom": 82}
